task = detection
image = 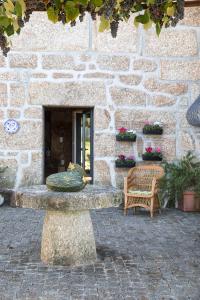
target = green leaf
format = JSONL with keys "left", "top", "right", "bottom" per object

{"left": 0, "top": 16, "right": 11, "bottom": 28}
{"left": 47, "top": 7, "right": 59, "bottom": 23}
{"left": 90, "top": 0, "right": 103, "bottom": 6}
{"left": 134, "top": 17, "right": 139, "bottom": 28}
{"left": 156, "top": 22, "right": 161, "bottom": 36}
{"left": 17, "top": 0, "right": 26, "bottom": 16}
{"left": 74, "top": 0, "right": 89, "bottom": 5}
{"left": 167, "top": 6, "right": 175, "bottom": 16}
{"left": 4, "top": 0, "right": 15, "bottom": 15}
{"left": 135, "top": 11, "right": 150, "bottom": 24}
{"left": 5, "top": 24, "right": 14, "bottom": 36}
{"left": 143, "top": 19, "right": 152, "bottom": 30}
{"left": 15, "top": 1, "right": 22, "bottom": 17}
{"left": 147, "top": 0, "right": 155, "bottom": 4}
{"left": 65, "top": 2, "right": 79, "bottom": 22}
{"left": 99, "top": 16, "right": 110, "bottom": 32}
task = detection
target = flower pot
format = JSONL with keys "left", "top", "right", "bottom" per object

{"left": 116, "top": 134, "right": 136, "bottom": 142}
{"left": 178, "top": 191, "right": 200, "bottom": 212}
{"left": 143, "top": 128, "right": 163, "bottom": 135}
{"left": 115, "top": 160, "right": 136, "bottom": 168}
{"left": 142, "top": 155, "right": 162, "bottom": 161}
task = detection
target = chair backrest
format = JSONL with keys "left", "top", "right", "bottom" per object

{"left": 127, "top": 165, "right": 164, "bottom": 191}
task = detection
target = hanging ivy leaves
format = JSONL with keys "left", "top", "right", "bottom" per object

{"left": 0, "top": 0, "right": 185, "bottom": 56}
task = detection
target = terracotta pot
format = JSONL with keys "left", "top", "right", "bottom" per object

{"left": 178, "top": 191, "right": 200, "bottom": 212}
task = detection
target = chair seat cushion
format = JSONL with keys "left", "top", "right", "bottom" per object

{"left": 128, "top": 190, "right": 152, "bottom": 196}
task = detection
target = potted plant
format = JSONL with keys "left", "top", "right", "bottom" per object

{"left": 116, "top": 127, "right": 137, "bottom": 142}
{"left": 143, "top": 121, "right": 163, "bottom": 135}
{"left": 142, "top": 147, "right": 163, "bottom": 161}
{"left": 159, "top": 152, "right": 200, "bottom": 211}
{"left": 115, "top": 155, "right": 136, "bottom": 168}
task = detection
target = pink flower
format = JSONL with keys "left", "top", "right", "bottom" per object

{"left": 126, "top": 155, "right": 135, "bottom": 161}
{"left": 155, "top": 147, "right": 161, "bottom": 153}
{"left": 145, "top": 147, "right": 153, "bottom": 153}
{"left": 144, "top": 120, "right": 150, "bottom": 125}
{"left": 118, "top": 127, "right": 127, "bottom": 133}
{"left": 118, "top": 154, "right": 126, "bottom": 160}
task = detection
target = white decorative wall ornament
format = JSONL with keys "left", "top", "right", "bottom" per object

{"left": 4, "top": 119, "right": 20, "bottom": 134}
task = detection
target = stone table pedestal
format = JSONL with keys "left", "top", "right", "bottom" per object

{"left": 15, "top": 185, "right": 122, "bottom": 266}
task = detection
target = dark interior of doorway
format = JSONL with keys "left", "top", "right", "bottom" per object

{"left": 44, "top": 107, "right": 93, "bottom": 182}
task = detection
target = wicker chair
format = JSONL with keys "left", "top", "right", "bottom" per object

{"left": 124, "top": 165, "right": 164, "bottom": 217}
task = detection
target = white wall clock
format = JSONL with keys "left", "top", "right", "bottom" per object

{"left": 4, "top": 119, "right": 20, "bottom": 134}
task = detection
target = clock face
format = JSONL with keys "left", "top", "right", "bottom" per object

{"left": 4, "top": 119, "right": 20, "bottom": 134}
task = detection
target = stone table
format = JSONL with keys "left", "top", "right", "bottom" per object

{"left": 15, "top": 185, "right": 123, "bottom": 266}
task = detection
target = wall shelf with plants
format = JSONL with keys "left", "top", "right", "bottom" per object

{"left": 142, "top": 147, "right": 163, "bottom": 161}
{"left": 115, "top": 155, "right": 136, "bottom": 168}
{"left": 116, "top": 128, "right": 137, "bottom": 142}
{"left": 143, "top": 121, "right": 163, "bottom": 135}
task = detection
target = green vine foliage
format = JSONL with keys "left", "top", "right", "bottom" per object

{"left": 0, "top": 0, "right": 184, "bottom": 55}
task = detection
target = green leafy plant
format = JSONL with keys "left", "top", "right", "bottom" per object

{"left": 116, "top": 127, "right": 136, "bottom": 141}
{"left": 143, "top": 121, "right": 163, "bottom": 134}
{"left": 0, "top": 0, "right": 185, "bottom": 55}
{"left": 159, "top": 152, "right": 200, "bottom": 207}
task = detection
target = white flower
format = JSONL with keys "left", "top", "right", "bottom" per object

{"left": 153, "top": 121, "right": 162, "bottom": 126}
{"left": 128, "top": 130, "right": 136, "bottom": 134}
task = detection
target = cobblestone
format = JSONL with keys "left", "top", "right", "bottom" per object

{"left": 0, "top": 206, "right": 200, "bottom": 300}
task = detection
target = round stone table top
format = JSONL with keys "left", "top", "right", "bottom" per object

{"left": 15, "top": 185, "right": 123, "bottom": 211}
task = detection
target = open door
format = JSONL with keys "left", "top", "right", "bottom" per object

{"left": 73, "top": 109, "right": 94, "bottom": 181}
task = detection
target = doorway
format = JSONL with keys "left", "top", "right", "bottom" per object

{"left": 44, "top": 107, "right": 94, "bottom": 182}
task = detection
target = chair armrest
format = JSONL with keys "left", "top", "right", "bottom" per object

{"left": 124, "top": 177, "right": 128, "bottom": 194}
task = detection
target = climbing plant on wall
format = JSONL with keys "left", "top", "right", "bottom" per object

{"left": 0, "top": 0, "right": 185, "bottom": 55}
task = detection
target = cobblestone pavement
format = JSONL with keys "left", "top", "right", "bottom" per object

{"left": 0, "top": 206, "right": 200, "bottom": 300}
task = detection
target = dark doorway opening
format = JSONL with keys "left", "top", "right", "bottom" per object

{"left": 44, "top": 107, "right": 94, "bottom": 182}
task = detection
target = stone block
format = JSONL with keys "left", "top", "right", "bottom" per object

{"left": 83, "top": 72, "right": 114, "bottom": 80}
{"left": 9, "top": 54, "right": 38, "bottom": 68}
{"left": 0, "top": 55, "right": 6, "bottom": 67}
{"left": 132, "top": 59, "right": 157, "bottom": 72}
{"left": 11, "top": 12, "right": 89, "bottom": 51}
{"left": 0, "top": 72, "right": 21, "bottom": 81}
{"left": 148, "top": 95, "right": 176, "bottom": 107}
{"left": 24, "top": 107, "right": 43, "bottom": 119}
{"left": 10, "top": 83, "right": 26, "bottom": 107}
{"left": 53, "top": 73, "right": 73, "bottom": 79}
{"left": 94, "top": 108, "right": 111, "bottom": 130}
{"left": 119, "top": 74, "right": 142, "bottom": 86}
{"left": 0, "top": 109, "right": 4, "bottom": 119}
{"left": 29, "top": 81, "right": 106, "bottom": 106}
{"left": 144, "top": 29, "right": 198, "bottom": 57}
{"left": 181, "top": 8, "right": 200, "bottom": 26}
{"left": 93, "top": 17, "right": 138, "bottom": 53}
{"left": 110, "top": 87, "right": 146, "bottom": 106}
{"left": 97, "top": 55, "right": 130, "bottom": 71}
{"left": 0, "top": 158, "right": 17, "bottom": 189}
{"left": 0, "top": 83, "right": 7, "bottom": 107}
{"left": 160, "top": 60, "right": 200, "bottom": 81}
{"left": 41, "top": 210, "right": 97, "bottom": 266}
{"left": 178, "top": 131, "right": 195, "bottom": 154}
{"left": 94, "top": 133, "right": 116, "bottom": 157}
{"left": 7, "top": 109, "right": 21, "bottom": 119}
{"left": 94, "top": 160, "right": 111, "bottom": 186}
{"left": 42, "top": 55, "right": 74, "bottom": 70}
{"left": 20, "top": 152, "right": 43, "bottom": 186}
{"left": 0, "top": 121, "right": 42, "bottom": 150}
{"left": 144, "top": 78, "right": 188, "bottom": 95}
{"left": 31, "top": 73, "right": 48, "bottom": 79}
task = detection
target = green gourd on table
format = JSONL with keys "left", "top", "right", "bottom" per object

{"left": 46, "top": 163, "right": 88, "bottom": 192}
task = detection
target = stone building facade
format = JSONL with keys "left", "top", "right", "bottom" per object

{"left": 0, "top": 8, "right": 200, "bottom": 190}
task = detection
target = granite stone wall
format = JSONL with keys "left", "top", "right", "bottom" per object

{"left": 0, "top": 8, "right": 200, "bottom": 189}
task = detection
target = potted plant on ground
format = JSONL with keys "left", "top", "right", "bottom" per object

{"left": 142, "top": 147, "right": 163, "bottom": 161}
{"left": 143, "top": 121, "right": 163, "bottom": 135}
{"left": 115, "top": 155, "right": 136, "bottom": 168}
{"left": 159, "top": 152, "right": 200, "bottom": 211}
{"left": 116, "top": 127, "right": 137, "bottom": 142}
